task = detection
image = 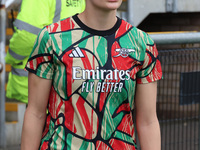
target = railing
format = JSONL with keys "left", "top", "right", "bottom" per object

{"left": 152, "top": 32, "right": 200, "bottom": 150}
{"left": 150, "top": 32, "right": 200, "bottom": 45}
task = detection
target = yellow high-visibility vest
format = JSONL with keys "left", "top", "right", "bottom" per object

{"left": 5, "top": 0, "right": 85, "bottom": 103}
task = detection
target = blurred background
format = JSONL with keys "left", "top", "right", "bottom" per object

{"left": 1, "top": 0, "right": 200, "bottom": 149}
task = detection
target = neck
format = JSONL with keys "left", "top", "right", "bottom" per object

{"left": 78, "top": 6, "right": 117, "bottom": 31}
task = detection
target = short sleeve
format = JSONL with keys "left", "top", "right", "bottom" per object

{"left": 136, "top": 37, "right": 162, "bottom": 84}
{"left": 25, "top": 27, "right": 54, "bottom": 79}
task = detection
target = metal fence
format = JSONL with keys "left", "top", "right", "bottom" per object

{"left": 157, "top": 48, "right": 200, "bottom": 150}
{"left": 136, "top": 47, "right": 200, "bottom": 150}
{"left": 135, "top": 32, "right": 200, "bottom": 150}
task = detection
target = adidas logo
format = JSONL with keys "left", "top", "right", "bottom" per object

{"left": 69, "top": 47, "right": 85, "bottom": 58}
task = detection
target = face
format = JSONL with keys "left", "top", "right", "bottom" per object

{"left": 86, "top": 0, "right": 123, "bottom": 11}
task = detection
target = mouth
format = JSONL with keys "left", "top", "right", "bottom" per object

{"left": 108, "top": 0, "right": 118, "bottom": 2}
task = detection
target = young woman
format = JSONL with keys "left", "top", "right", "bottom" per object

{"left": 21, "top": 0, "right": 162, "bottom": 149}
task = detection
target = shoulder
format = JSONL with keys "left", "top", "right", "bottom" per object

{"left": 132, "top": 27, "right": 154, "bottom": 46}
{"left": 118, "top": 19, "right": 154, "bottom": 46}
{"left": 44, "top": 16, "right": 77, "bottom": 34}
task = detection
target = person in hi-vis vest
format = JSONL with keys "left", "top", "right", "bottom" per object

{"left": 5, "top": 0, "right": 85, "bottom": 103}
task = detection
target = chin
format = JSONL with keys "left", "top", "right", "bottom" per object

{"left": 88, "top": 0, "right": 122, "bottom": 11}
{"left": 105, "top": 3, "right": 121, "bottom": 10}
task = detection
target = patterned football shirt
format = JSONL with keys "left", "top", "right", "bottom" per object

{"left": 26, "top": 14, "right": 162, "bottom": 150}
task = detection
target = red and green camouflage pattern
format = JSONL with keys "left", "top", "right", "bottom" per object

{"left": 26, "top": 15, "right": 162, "bottom": 150}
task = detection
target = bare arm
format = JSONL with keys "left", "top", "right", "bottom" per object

{"left": 135, "top": 82, "right": 161, "bottom": 150}
{"left": 21, "top": 73, "right": 52, "bottom": 150}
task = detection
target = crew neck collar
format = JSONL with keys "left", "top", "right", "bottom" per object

{"left": 72, "top": 14, "right": 122, "bottom": 36}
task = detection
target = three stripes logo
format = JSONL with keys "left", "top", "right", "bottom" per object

{"left": 69, "top": 47, "right": 85, "bottom": 58}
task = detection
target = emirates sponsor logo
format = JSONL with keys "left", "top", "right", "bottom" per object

{"left": 72, "top": 67, "right": 130, "bottom": 93}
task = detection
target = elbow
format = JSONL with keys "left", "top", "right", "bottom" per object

{"left": 136, "top": 113, "right": 159, "bottom": 128}
{"left": 25, "top": 106, "right": 47, "bottom": 120}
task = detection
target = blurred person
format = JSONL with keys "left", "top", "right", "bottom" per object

{"left": 5, "top": 0, "right": 85, "bottom": 103}
{"left": 21, "top": 0, "right": 162, "bottom": 149}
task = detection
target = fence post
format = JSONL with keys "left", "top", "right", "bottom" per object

{"left": 0, "top": 0, "right": 6, "bottom": 148}
{"left": 127, "top": 0, "right": 134, "bottom": 26}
